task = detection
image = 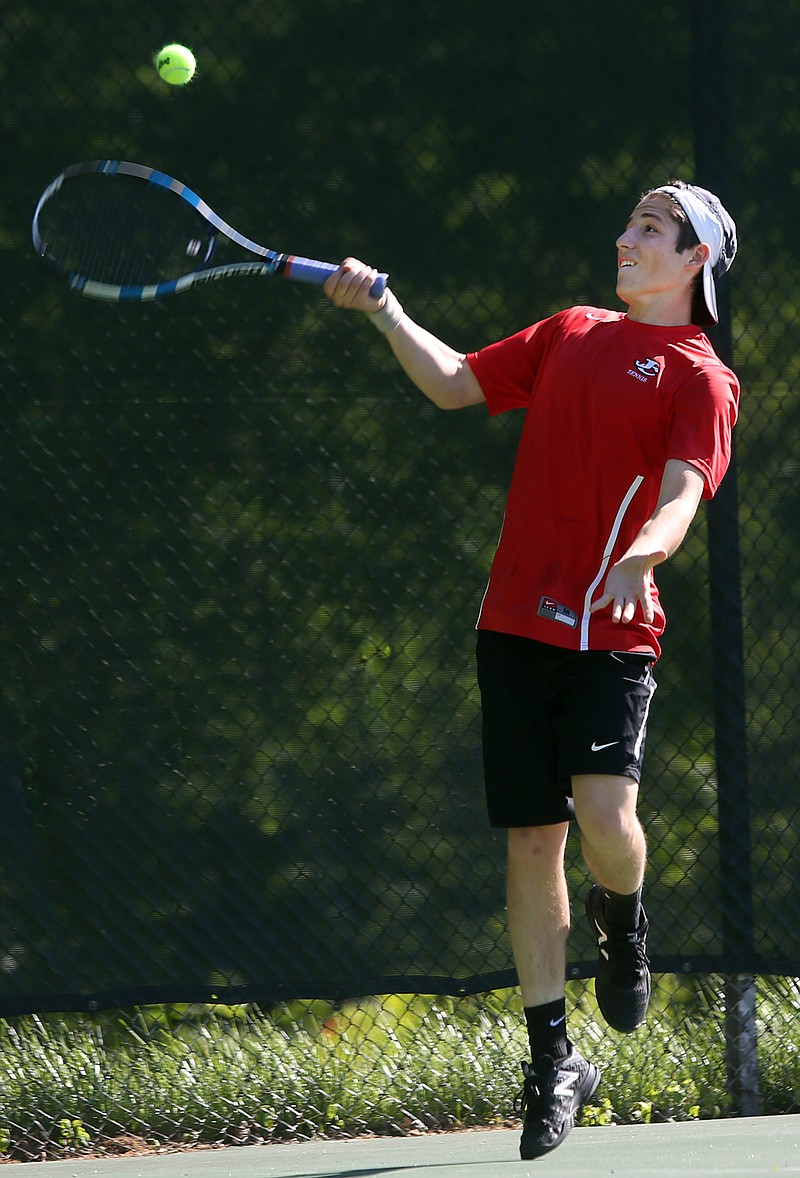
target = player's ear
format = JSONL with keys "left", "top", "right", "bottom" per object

{"left": 687, "top": 242, "right": 711, "bottom": 269}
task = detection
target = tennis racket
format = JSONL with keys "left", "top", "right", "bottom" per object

{"left": 31, "top": 159, "right": 388, "bottom": 304}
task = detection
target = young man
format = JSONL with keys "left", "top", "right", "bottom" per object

{"left": 324, "top": 181, "right": 738, "bottom": 1160}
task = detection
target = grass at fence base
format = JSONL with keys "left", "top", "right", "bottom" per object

{"left": 0, "top": 977, "right": 796, "bottom": 1161}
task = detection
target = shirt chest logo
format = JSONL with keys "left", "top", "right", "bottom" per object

{"left": 628, "top": 356, "right": 664, "bottom": 384}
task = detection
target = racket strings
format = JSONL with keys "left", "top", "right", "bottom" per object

{"left": 38, "top": 175, "right": 213, "bottom": 287}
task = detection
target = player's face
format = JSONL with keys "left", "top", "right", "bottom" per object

{"left": 615, "top": 195, "right": 694, "bottom": 305}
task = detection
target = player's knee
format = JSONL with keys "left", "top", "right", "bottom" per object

{"left": 508, "top": 823, "right": 568, "bottom": 864}
{"left": 574, "top": 796, "right": 641, "bottom": 851}
{"left": 572, "top": 776, "right": 640, "bottom": 845}
{"left": 578, "top": 808, "right": 632, "bottom": 850}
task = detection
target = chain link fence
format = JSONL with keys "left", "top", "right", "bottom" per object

{"left": 0, "top": 0, "right": 798, "bottom": 1160}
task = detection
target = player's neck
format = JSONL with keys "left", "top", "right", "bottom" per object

{"left": 624, "top": 289, "right": 694, "bottom": 327}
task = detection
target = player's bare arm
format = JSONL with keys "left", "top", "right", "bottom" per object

{"left": 591, "top": 459, "right": 706, "bottom": 625}
{"left": 325, "top": 258, "right": 485, "bottom": 411}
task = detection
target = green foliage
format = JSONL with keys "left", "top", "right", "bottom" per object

{"left": 56, "top": 1119, "right": 91, "bottom": 1150}
{"left": 0, "top": 980, "right": 795, "bottom": 1159}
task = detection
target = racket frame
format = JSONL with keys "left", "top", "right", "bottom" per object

{"left": 32, "top": 159, "right": 387, "bottom": 303}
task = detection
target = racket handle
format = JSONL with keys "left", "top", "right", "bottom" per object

{"left": 369, "top": 272, "right": 388, "bottom": 298}
{"left": 283, "top": 255, "right": 388, "bottom": 299}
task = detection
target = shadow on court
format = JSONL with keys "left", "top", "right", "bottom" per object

{"left": 14, "top": 1117, "right": 800, "bottom": 1177}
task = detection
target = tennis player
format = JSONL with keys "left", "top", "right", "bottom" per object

{"left": 324, "top": 180, "right": 738, "bottom": 1160}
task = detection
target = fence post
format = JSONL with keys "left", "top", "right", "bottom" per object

{"left": 724, "top": 976, "right": 761, "bottom": 1117}
{"left": 690, "top": 0, "right": 761, "bottom": 1116}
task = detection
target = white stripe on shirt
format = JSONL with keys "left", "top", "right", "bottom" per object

{"left": 580, "top": 475, "right": 645, "bottom": 650}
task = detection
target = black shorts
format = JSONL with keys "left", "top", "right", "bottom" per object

{"left": 476, "top": 629, "right": 657, "bottom": 828}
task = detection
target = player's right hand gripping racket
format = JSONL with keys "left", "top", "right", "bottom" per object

{"left": 32, "top": 159, "right": 387, "bottom": 304}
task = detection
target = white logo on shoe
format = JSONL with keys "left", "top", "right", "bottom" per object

{"left": 591, "top": 740, "right": 619, "bottom": 752}
{"left": 553, "top": 1069, "right": 579, "bottom": 1098}
{"left": 594, "top": 920, "right": 610, "bottom": 962}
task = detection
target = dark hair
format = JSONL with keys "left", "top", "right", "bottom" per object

{"left": 642, "top": 179, "right": 701, "bottom": 252}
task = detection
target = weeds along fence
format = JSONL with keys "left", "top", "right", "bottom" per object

{"left": 0, "top": 980, "right": 798, "bottom": 1161}
{"left": 1, "top": 0, "right": 799, "bottom": 1159}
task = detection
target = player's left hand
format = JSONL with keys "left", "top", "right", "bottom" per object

{"left": 590, "top": 553, "right": 664, "bottom": 625}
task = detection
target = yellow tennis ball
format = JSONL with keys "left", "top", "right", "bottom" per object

{"left": 155, "top": 43, "right": 197, "bottom": 86}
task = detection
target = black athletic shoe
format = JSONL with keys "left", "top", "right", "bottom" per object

{"left": 515, "top": 1049, "right": 601, "bottom": 1160}
{"left": 585, "top": 883, "right": 651, "bottom": 1032}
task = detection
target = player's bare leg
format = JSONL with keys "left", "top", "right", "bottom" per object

{"left": 572, "top": 774, "right": 646, "bottom": 895}
{"left": 507, "top": 823, "right": 570, "bottom": 1007}
{"left": 507, "top": 824, "right": 600, "bottom": 1161}
{"left": 573, "top": 774, "right": 651, "bottom": 1032}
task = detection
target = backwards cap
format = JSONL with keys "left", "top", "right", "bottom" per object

{"left": 652, "top": 183, "right": 737, "bottom": 325}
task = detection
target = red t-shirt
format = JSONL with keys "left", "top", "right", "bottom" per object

{"left": 466, "top": 306, "right": 739, "bottom": 658}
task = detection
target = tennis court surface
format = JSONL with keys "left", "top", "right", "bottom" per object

{"left": 16, "top": 1116, "right": 799, "bottom": 1177}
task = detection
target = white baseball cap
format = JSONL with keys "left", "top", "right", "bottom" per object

{"left": 653, "top": 183, "right": 737, "bottom": 325}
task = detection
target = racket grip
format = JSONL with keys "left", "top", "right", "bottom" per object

{"left": 369, "top": 272, "right": 388, "bottom": 299}
{"left": 284, "top": 256, "right": 388, "bottom": 299}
